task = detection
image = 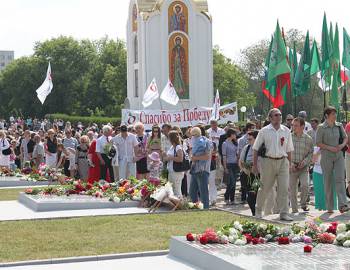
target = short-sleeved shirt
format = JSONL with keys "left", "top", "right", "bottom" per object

{"left": 238, "top": 134, "right": 248, "bottom": 155}
{"left": 253, "top": 124, "right": 294, "bottom": 158}
{"left": 112, "top": 133, "right": 138, "bottom": 162}
{"left": 96, "top": 135, "right": 111, "bottom": 154}
{"left": 240, "top": 144, "right": 253, "bottom": 163}
{"left": 207, "top": 127, "right": 225, "bottom": 146}
{"left": 316, "top": 121, "right": 346, "bottom": 159}
{"left": 167, "top": 145, "right": 183, "bottom": 172}
{"left": 222, "top": 140, "right": 238, "bottom": 164}
{"left": 63, "top": 137, "right": 78, "bottom": 150}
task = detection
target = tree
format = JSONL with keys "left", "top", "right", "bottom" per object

{"left": 213, "top": 46, "right": 256, "bottom": 110}
{"left": 239, "top": 29, "right": 324, "bottom": 119}
{"left": 0, "top": 36, "right": 127, "bottom": 118}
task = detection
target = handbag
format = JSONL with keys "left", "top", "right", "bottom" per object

{"left": 338, "top": 125, "right": 348, "bottom": 153}
{"left": 173, "top": 145, "right": 190, "bottom": 172}
{"left": 2, "top": 140, "right": 11, "bottom": 156}
{"left": 257, "top": 143, "right": 266, "bottom": 158}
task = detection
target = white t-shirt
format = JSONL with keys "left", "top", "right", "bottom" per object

{"left": 167, "top": 145, "right": 182, "bottom": 172}
{"left": 207, "top": 127, "right": 225, "bottom": 146}
{"left": 313, "top": 146, "right": 322, "bottom": 174}
{"left": 96, "top": 135, "right": 111, "bottom": 154}
{"left": 112, "top": 133, "right": 139, "bottom": 162}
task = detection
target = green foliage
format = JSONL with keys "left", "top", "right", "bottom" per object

{"left": 48, "top": 113, "right": 120, "bottom": 126}
{"left": 213, "top": 46, "right": 256, "bottom": 109}
{"left": 0, "top": 36, "right": 127, "bottom": 118}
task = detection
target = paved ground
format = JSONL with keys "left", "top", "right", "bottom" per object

{"left": 214, "top": 183, "right": 350, "bottom": 224}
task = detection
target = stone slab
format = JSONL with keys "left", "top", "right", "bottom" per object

{"left": 0, "top": 176, "right": 51, "bottom": 187}
{"left": 18, "top": 193, "right": 140, "bottom": 212}
{"left": 0, "top": 201, "right": 155, "bottom": 221}
{"left": 170, "top": 236, "right": 350, "bottom": 270}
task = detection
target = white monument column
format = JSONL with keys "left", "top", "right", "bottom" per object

{"left": 126, "top": 0, "right": 213, "bottom": 110}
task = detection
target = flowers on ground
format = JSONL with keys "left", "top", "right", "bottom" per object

{"left": 185, "top": 219, "right": 350, "bottom": 252}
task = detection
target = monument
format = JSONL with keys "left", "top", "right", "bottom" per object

{"left": 126, "top": 0, "right": 213, "bottom": 110}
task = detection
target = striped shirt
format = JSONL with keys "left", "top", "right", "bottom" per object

{"left": 291, "top": 132, "right": 313, "bottom": 166}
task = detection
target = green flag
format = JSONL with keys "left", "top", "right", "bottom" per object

{"left": 332, "top": 23, "right": 341, "bottom": 86}
{"left": 294, "top": 31, "right": 311, "bottom": 96}
{"left": 267, "top": 21, "right": 291, "bottom": 82}
{"left": 342, "top": 28, "right": 350, "bottom": 70}
{"left": 329, "top": 22, "right": 334, "bottom": 47}
{"left": 292, "top": 42, "right": 298, "bottom": 76}
{"left": 321, "top": 13, "right": 333, "bottom": 84}
{"left": 330, "top": 74, "right": 339, "bottom": 109}
{"left": 310, "top": 40, "right": 321, "bottom": 75}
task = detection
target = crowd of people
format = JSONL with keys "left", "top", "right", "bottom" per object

{"left": 0, "top": 107, "right": 350, "bottom": 221}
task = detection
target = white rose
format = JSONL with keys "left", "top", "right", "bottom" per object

{"left": 114, "top": 197, "right": 121, "bottom": 203}
{"left": 234, "top": 221, "right": 243, "bottom": 232}
{"left": 198, "top": 203, "right": 204, "bottom": 210}
{"left": 337, "top": 224, "right": 347, "bottom": 233}
{"left": 229, "top": 228, "right": 238, "bottom": 237}
{"left": 343, "top": 240, "right": 350, "bottom": 247}
{"left": 228, "top": 235, "right": 237, "bottom": 243}
{"left": 336, "top": 233, "right": 345, "bottom": 241}
{"left": 333, "top": 239, "right": 339, "bottom": 245}
{"left": 259, "top": 224, "right": 267, "bottom": 230}
{"left": 345, "top": 231, "right": 350, "bottom": 238}
{"left": 320, "top": 223, "right": 329, "bottom": 232}
{"left": 188, "top": 202, "right": 194, "bottom": 208}
{"left": 234, "top": 239, "right": 247, "bottom": 245}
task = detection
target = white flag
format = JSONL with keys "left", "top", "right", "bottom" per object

{"left": 317, "top": 72, "right": 330, "bottom": 92}
{"left": 160, "top": 79, "right": 179, "bottom": 105}
{"left": 142, "top": 78, "right": 159, "bottom": 108}
{"left": 36, "top": 62, "right": 53, "bottom": 104}
{"left": 211, "top": 89, "right": 221, "bottom": 120}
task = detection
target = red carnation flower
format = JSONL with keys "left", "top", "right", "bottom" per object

{"left": 199, "top": 235, "right": 208, "bottom": 245}
{"left": 327, "top": 226, "right": 337, "bottom": 235}
{"left": 252, "top": 238, "right": 260, "bottom": 245}
{"left": 245, "top": 234, "right": 253, "bottom": 244}
{"left": 186, "top": 233, "right": 195, "bottom": 242}
{"left": 278, "top": 237, "right": 290, "bottom": 245}
{"left": 304, "top": 245, "right": 312, "bottom": 253}
{"left": 280, "top": 137, "right": 285, "bottom": 146}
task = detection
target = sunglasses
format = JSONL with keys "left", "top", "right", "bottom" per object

{"left": 286, "top": 119, "right": 293, "bottom": 121}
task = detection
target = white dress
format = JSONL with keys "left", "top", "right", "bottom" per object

{"left": 0, "top": 139, "right": 11, "bottom": 167}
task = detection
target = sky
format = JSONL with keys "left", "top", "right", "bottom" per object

{"left": 1, "top": 0, "right": 350, "bottom": 61}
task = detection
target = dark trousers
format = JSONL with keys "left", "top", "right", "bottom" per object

{"left": 181, "top": 174, "right": 188, "bottom": 197}
{"left": 64, "top": 160, "right": 70, "bottom": 176}
{"left": 100, "top": 154, "right": 114, "bottom": 182}
{"left": 242, "top": 171, "right": 258, "bottom": 216}
{"left": 224, "top": 163, "right": 239, "bottom": 202}
{"left": 240, "top": 171, "right": 249, "bottom": 201}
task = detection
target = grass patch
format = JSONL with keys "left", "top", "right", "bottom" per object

{"left": 0, "top": 188, "right": 24, "bottom": 201}
{"left": 0, "top": 210, "right": 242, "bottom": 263}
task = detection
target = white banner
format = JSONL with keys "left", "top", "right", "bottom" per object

{"left": 122, "top": 102, "right": 238, "bottom": 129}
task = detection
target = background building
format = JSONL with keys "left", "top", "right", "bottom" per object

{"left": 0, "top": 51, "right": 14, "bottom": 71}
{"left": 126, "top": 0, "right": 213, "bottom": 110}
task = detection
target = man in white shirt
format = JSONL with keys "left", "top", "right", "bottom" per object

{"left": 96, "top": 125, "right": 114, "bottom": 181}
{"left": 112, "top": 125, "right": 139, "bottom": 179}
{"left": 253, "top": 108, "right": 294, "bottom": 221}
{"left": 207, "top": 120, "right": 225, "bottom": 146}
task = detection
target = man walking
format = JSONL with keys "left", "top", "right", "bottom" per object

{"left": 289, "top": 117, "right": 313, "bottom": 213}
{"left": 253, "top": 108, "right": 294, "bottom": 221}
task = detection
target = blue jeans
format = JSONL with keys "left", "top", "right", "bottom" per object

{"left": 189, "top": 171, "right": 209, "bottom": 209}
{"left": 224, "top": 163, "right": 239, "bottom": 202}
